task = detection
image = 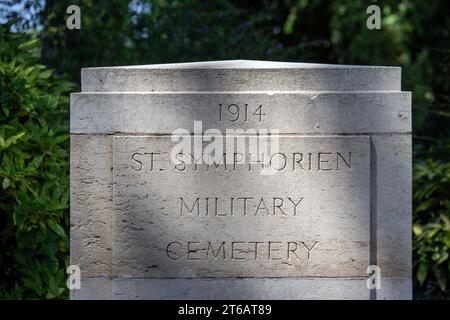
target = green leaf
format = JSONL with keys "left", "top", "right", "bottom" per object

{"left": 2, "top": 105, "right": 9, "bottom": 117}
{"left": 417, "top": 263, "right": 428, "bottom": 285}
{"left": 413, "top": 224, "right": 422, "bottom": 236}
{"left": 434, "top": 267, "right": 447, "bottom": 291}
{"left": 38, "top": 70, "right": 52, "bottom": 79}
{"left": 52, "top": 134, "right": 69, "bottom": 145}
{"left": 2, "top": 177, "right": 10, "bottom": 190}
{"left": 1, "top": 132, "right": 26, "bottom": 150}
{"left": 47, "top": 220, "right": 67, "bottom": 239}
{"left": 26, "top": 154, "right": 45, "bottom": 172}
{"left": 17, "top": 38, "right": 39, "bottom": 50}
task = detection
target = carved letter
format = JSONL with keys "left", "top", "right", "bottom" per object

{"left": 287, "top": 197, "right": 303, "bottom": 216}
{"left": 180, "top": 197, "right": 200, "bottom": 216}
{"left": 166, "top": 242, "right": 183, "bottom": 260}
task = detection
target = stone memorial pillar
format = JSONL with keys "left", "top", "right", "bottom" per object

{"left": 70, "top": 60, "right": 411, "bottom": 299}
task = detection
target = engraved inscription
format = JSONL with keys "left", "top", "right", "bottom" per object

{"left": 112, "top": 136, "right": 371, "bottom": 278}
{"left": 131, "top": 151, "right": 352, "bottom": 172}
{"left": 165, "top": 241, "right": 318, "bottom": 261}
{"left": 219, "top": 104, "right": 265, "bottom": 122}
{"left": 179, "top": 197, "right": 303, "bottom": 216}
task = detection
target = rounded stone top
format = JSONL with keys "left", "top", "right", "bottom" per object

{"left": 81, "top": 60, "right": 401, "bottom": 92}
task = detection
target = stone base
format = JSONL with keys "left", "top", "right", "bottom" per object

{"left": 71, "top": 277, "right": 411, "bottom": 300}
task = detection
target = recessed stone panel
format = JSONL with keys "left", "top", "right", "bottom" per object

{"left": 112, "top": 135, "right": 370, "bottom": 278}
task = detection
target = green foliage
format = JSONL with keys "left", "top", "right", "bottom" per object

{"left": 413, "top": 151, "right": 450, "bottom": 299}
{"left": 0, "top": 23, "right": 73, "bottom": 299}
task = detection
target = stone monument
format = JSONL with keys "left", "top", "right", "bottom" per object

{"left": 70, "top": 60, "right": 411, "bottom": 299}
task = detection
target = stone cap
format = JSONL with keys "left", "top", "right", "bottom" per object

{"left": 81, "top": 60, "right": 401, "bottom": 93}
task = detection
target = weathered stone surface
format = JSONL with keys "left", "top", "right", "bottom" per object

{"left": 81, "top": 60, "right": 401, "bottom": 92}
{"left": 112, "top": 278, "right": 371, "bottom": 300}
{"left": 70, "top": 135, "right": 113, "bottom": 277}
{"left": 70, "top": 278, "right": 112, "bottom": 300}
{"left": 372, "top": 134, "right": 412, "bottom": 277}
{"left": 70, "top": 92, "right": 411, "bottom": 134}
{"left": 377, "top": 278, "right": 412, "bottom": 300}
{"left": 112, "top": 135, "right": 370, "bottom": 278}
